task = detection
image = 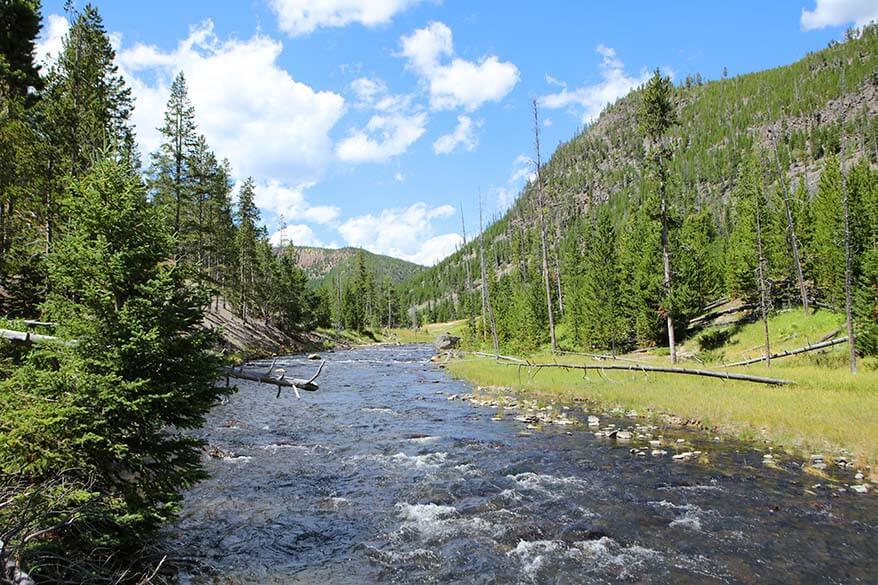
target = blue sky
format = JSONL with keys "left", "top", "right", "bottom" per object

{"left": 36, "top": 0, "right": 878, "bottom": 264}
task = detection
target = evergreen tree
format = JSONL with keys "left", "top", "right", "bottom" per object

{"left": 581, "top": 206, "right": 626, "bottom": 351}
{"left": 726, "top": 154, "right": 763, "bottom": 300}
{"left": 149, "top": 72, "right": 197, "bottom": 258}
{"left": 39, "top": 4, "right": 136, "bottom": 251}
{"left": 0, "top": 156, "right": 224, "bottom": 559}
{"left": 812, "top": 155, "right": 846, "bottom": 305}
{"left": 0, "top": 0, "right": 42, "bottom": 97}
{"left": 638, "top": 69, "right": 679, "bottom": 361}
{"left": 234, "top": 177, "right": 263, "bottom": 320}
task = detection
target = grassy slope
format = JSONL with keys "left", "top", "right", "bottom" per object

{"left": 447, "top": 311, "right": 878, "bottom": 469}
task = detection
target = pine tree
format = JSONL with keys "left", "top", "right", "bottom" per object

{"left": 0, "top": 155, "right": 225, "bottom": 556}
{"left": 0, "top": 0, "right": 42, "bottom": 97}
{"left": 726, "top": 154, "right": 762, "bottom": 300}
{"left": 39, "top": 4, "right": 136, "bottom": 250}
{"left": 812, "top": 155, "right": 846, "bottom": 305}
{"left": 149, "top": 72, "right": 197, "bottom": 259}
{"left": 581, "top": 206, "right": 626, "bottom": 351}
{"left": 234, "top": 177, "right": 263, "bottom": 320}
{"left": 638, "top": 69, "right": 679, "bottom": 362}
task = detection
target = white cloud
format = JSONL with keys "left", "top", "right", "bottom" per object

{"left": 539, "top": 44, "right": 650, "bottom": 123}
{"left": 433, "top": 115, "right": 479, "bottom": 154}
{"left": 338, "top": 202, "right": 461, "bottom": 264}
{"left": 338, "top": 76, "right": 426, "bottom": 163}
{"left": 271, "top": 0, "right": 421, "bottom": 36}
{"left": 399, "top": 21, "right": 520, "bottom": 111}
{"left": 492, "top": 154, "right": 534, "bottom": 211}
{"left": 394, "top": 171, "right": 406, "bottom": 181}
{"left": 254, "top": 180, "right": 341, "bottom": 225}
{"left": 35, "top": 14, "right": 68, "bottom": 66}
{"left": 801, "top": 0, "right": 878, "bottom": 30}
{"left": 268, "top": 224, "right": 326, "bottom": 247}
{"left": 336, "top": 111, "right": 427, "bottom": 163}
{"left": 116, "top": 20, "right": 345, "bottom": 186}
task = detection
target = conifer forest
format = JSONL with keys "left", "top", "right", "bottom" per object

{"left": 2, "top": 2, "right": 878, "bottom": 583}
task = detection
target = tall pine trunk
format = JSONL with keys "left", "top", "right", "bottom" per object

{"left": 532, "top": 100, "right": 557, "bottom": 353}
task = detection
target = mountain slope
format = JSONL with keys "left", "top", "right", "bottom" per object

{"left": 401, "top": 26, "right": 878, "bottom": 324}
{"left": 293, "top": 246, "right": 424, "bottom": 287}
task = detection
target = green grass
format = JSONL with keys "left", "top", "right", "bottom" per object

{"left": 447, "top": 310, "right": 878, "bottom": 471}
{"left": 686, "top": 308, "right": 846, "bottom": 363}
{"left": 385, "top": 320, "right": 468, "bottom": 344}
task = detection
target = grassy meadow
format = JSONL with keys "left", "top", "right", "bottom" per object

{"left": 444, "top": 309, "right": 878, "bottom": 470}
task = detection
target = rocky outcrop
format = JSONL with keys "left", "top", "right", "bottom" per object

{"left": 434, "top": 333, "right": 461, "bottom": 352}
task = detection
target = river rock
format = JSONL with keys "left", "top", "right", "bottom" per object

{"left": 434, "top": 333, "right": 461, "bottom": 351}
{"left": 308, "top": 353, "right": 321, "bottom": 360}
{"left": 850, "top": 484, "right": 869, "bottom": 494}
{"left": 587, "top": 416, "right": 600, "bottom": 426}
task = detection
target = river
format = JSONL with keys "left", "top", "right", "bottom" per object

{"left": 165, "top": 345, "right": 877, "bottom": 584}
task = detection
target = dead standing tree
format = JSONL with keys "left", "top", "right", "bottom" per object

{"left": 532, "top": 99, "right": 557, "bottom": 353}
{"left": 478, "top": 193, "right": 500, "bottom": 355}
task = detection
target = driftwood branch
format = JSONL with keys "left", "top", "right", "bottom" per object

{"left": 725, "top": 337, "right": 847, "bottom": 367}
{"left": 0, "top": 328, "right": 73, "bottom": 346}
{"left": 222, "top": 359, "right": 325, "bottom": 398}
{"left": 491, "top": 357, "right": 794, "bottom": 386}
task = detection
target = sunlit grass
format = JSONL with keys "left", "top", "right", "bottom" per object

{"left": 386, "top": 319, "right": 467, "bottom": 344}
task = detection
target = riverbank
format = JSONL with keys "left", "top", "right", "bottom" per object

{"left": 445, "top": 311, "right": 878, "bottom": 476}
{"left": 448, "top": 357, "right": 878, "bottom": 466}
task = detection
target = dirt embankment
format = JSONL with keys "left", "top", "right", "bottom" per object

{"left": 203, "top": 297, "right": 333, "bottom": 357}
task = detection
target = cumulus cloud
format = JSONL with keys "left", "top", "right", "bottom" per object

{"left": 337, "top": 76, "right": 426, "bottom": 163}
{"left": 336, "top": 111, "right": 427, "bottom": 163}
{"left": 35, "top": 13, "right": 68, "bottom": 65}
{"left": 539, "top": 44, "right": 650, "bottom": 123}
{"left": 492, "top": 154, "right": 534, "bottom": 211}
{"left": 338, "top": 202, "right": 461, "bottom": 264}
{"left": 116, "top": 20, "right": 345, "bottom": 186}
{"left": 433, "top": 115, "right": 479, "bottom": 154}
{"left": 801, "top": 0, "right": 878, "bottom": 30}
{"left": 271, "top": 0, "right": 421, "bottom": 36}
{"left": 399, "top": 21, "right": 519, "bottom": 111}
{"left": 268, "top": 224, "right": 326, "bottom": 247}
{"left": 254, "top": 180, "right": 341, "bottom": 225}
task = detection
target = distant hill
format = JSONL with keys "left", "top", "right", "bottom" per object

{"left": 290, "top": 246, "right": 425, "bottom": 287}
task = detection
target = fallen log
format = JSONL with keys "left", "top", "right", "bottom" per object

{"left": 221, "top": 358, "right": 325, "bottom": 398}
{"left": 688, "top": 303, "right": 754, "bottom": 327}
{"left": 491, "top": 357, "right": 794, "bottom": 386}
{"left": 0, "top": 328, "right": 72, "bottom": 346}
{"left": 470, "top": 351, "right": 528, "bottom": 364}
{"left": 725, "top": 337, "right": 847, "bottom": 367}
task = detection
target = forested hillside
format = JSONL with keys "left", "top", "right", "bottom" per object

{"left": 402, "top": 25, "right": 878, "bottom": 360}
{"left": 295, "top": 245, "right": 423, "bottom": 287}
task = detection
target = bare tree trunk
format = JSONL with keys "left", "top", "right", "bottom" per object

{"left": 532, "top": 100, "right": 557, "bottom": 353}
{"left": 771, "top": 135, "right": 809, "bottom": 314}
{"left": 755, "top": 192, "right": 772, "bottom": 366}
{"left": 479, "top": 194, "right": 499, "bottom": 355}
{"left": 658, "top": 155, "right": 676, "bottom": 363}
{"left": 460, "top": 204, "right": 473, "bottom": 318}
{"left": 840, "top": 72, "right": 857, "bottom": 374}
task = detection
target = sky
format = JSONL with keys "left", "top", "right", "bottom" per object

{"left": 35, "top": 0, "right": 878, "bottom": 265}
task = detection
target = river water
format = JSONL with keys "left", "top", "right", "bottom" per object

{"left": 166, "top": 345, "right": 877, "bottom": 584}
